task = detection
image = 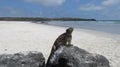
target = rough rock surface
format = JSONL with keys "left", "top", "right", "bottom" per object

{"left": 46, "top": 45, "right": 110, "bottom": 67}
{"left": 0, "top": 51, "right": 45, "bottom": 67}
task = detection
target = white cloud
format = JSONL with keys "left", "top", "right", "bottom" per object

{"left": 24, "top": 0, "right": 66, "bottom": 6}
{"left": 102, "top": 0, "right": 120, "bottom": 6}
{"left": 79, "top": 0, "right": 120, "bottom": 11}
{"left": 79, "top": 4, "right": 103, "bottom": 11}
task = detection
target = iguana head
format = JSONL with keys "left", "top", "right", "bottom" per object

{"left": 66, "top": 27, "right": 74, "bottom": 33}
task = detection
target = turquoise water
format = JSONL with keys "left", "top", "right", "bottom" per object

{"left": 48, "top": 20, "right": 120, "bottom": 26}
{"left": 47, "top": 21, "right": 120, "bottom": 34}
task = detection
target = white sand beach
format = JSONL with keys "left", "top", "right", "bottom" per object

{"left": 0, "top": 21, "right": 120, "bottom": 67}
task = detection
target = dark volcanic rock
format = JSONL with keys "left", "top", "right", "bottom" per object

{"left": 46, "top": 45, "right": 110, "bottom": 67}
{"left": 0, "top": 51, "right": 45, "bottom": 67}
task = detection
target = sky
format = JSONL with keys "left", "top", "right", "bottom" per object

{"left": 0, "top": 0, "right": 120, "bottom": 20}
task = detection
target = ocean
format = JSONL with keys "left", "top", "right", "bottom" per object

{"left": 46, "top": 20, "right": 120, "bottom": 34}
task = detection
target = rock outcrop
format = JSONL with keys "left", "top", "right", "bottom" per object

{"left": 46, "top": 45, "right": 110, "bottom": 67}
{"left": 0, "top": 51, "right": 45, "bottom": 67}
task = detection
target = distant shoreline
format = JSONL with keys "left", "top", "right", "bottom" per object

{"left": 0, "top": 17, "right": 96, "bottom": 21}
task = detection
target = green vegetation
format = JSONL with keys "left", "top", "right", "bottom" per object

{"left": 0, "top": 17, "right": 96, "bottom": 21}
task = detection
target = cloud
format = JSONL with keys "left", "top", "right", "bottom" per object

{"left": 79, "top": 0, "right": 120, "bottom": 11}
{"left": 102, "top": 0, "right": 120, "bottom": 6}
{"left": 79, "top": 4, "right": 103, "bottom": 11}
{"left": 24, "top": 0, "right": 66, "bottom": 6}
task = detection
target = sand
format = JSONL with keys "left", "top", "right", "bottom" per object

{"left": 0, "top": 21, "right": 120, "bottom": 67}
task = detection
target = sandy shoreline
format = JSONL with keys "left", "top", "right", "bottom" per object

{"left": 0, "top": 21, "right": 120, "bottom": 67}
